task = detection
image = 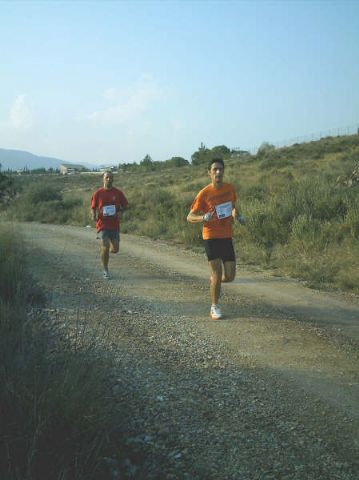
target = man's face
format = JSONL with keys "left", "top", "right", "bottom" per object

{"left": 103, "top": 173, "right": 113, "bottom": 189}
{"left": 209, "top": 162, "right": 224, "bottom": 186}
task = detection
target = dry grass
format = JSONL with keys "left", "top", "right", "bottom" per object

{"left": 0, "top": 224, "right": 129, "bottom": 479}
{"left": 4, "top": 133, "right": 359, "bottom": 293}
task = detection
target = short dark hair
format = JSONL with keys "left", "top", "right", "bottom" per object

{"left": 208, "top": 157, "right": 224, "bottom": 171}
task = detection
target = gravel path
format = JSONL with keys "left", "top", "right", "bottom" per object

{"left": 22, "top": 223, "right": 359, "bottom": 479}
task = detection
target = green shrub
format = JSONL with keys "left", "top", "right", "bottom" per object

{"left": 260, "top": 154, "right": 292, "bottom": 170}
{"left": 280, "top": 177, "right": 348, "bottom": 223}
{"left": 290, "top": 215, "right": 337, "bottom": 253}
{"left": 6, "top": 184, "right": 85, "bottom": 225}
{"left": 245, "top": 199, "right": 289, "bottom": 262}
{"left": 243, "top": 183, "right": 270, "bottom": 202}
{"left": 344, "top": 203, "right": 359, "bottom": 239}
{"left": 0, "top": 172, "right": 15, "bottom": 204}
{"left": 0, "top": 226, "right": 25, "bottom": 301}
{"left": 26, "top": 184, "right": 62, "bottom": 204}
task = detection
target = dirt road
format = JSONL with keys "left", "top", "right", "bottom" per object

{"left": 22, "top": 223, "right": 359, "bottom": 479}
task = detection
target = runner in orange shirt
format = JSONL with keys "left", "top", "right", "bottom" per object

{"left": 187, "top": 158, "right": 245, "bottom": 319}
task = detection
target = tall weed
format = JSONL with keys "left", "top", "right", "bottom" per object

{"left": 345, "top": 206, "right": 359, "bottom": 239}
{"left": 0, "top": 225, "right": 129, "bottom": 479}
{"left": 0, "top": 226, "right": 25, "bottom": 301}
{"left": 6, "top": 184, "right": 84, "bottom": 225}
{"left": 280, "top": 177, "right": 347, "bottom": 223}
{"left": 245, "top": 199, "right": 289, "bottom": 261}
{"left": 290, "top": 215, "right": 337, "bottom": 253}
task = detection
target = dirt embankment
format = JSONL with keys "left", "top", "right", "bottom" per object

{"left": 22, "top": 223, "right": 359, "bottom": 479}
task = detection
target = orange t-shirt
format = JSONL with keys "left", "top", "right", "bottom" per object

{"left": 191, "top": 183, "right": 237, "bottom": 240}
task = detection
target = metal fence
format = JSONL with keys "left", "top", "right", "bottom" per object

{"left": 242, "top": 123, "right": 359, "bottom": 155}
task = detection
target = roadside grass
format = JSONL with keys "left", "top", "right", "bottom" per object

{"left": 0, "top": 224, "right": 132, "bottom": 479}
{"left": 5, "top": 134, "right": 359, "bottom": 293}
{"left": 5, "top": 182, "right": 87, "bottom": 225}
{"left": 238, "top": 176, "right": 359, "bottom": 290}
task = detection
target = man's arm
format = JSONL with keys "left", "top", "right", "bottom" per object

{"left": 117, "top": 192, "right": 129, "bottom": 219}
{"left": 187, "top": 209, "right": 213, "bottom": 224}
{"left": 231, "top": 201, "right": 239, "bottom": 220}
{"left": 90, "top": 192, "right": 98, "bottom": 221}
{"left": 187, "top": 191, "right": 214, "bottom": 223}
{"left": 232, "top": 201, "right": 245, "bottom": 224}
{"left": 187, "top": 210, "right": 204, "bottom": 224}
{"left": 117, "top": 204, "right": 127, "bottom": 220}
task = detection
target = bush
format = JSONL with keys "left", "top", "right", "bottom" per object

{"left": 246, "top": 199, "right": 289, "bottom": 262}
{"left": 278, "top": 177, "right": 348, "bottom": 224}
{"left": 290, "top": 215, "right": 335, "bottom": 253}
{"left": 0, "top": 172, "right": 15, "bottom": 205}
{"left": 6, "top": 184, "right": 84, "bottom": 225}
{"left": 0, "top": 226, "right": 25, "bottom": 301}
{"left": 344, "top": 203, "right": 359, "bottom": 239}
{"left": 26, "top": 184, "right": 63, "bottom": 204}
{"left": 257, "top": 142, "right": 276, "bottom": 157}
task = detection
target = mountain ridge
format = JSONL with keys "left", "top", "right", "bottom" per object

{"left": 0, "top": 148, "right": 88, "bottom": 171}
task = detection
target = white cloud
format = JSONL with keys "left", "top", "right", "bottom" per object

{"left": 1, "top": 95, "right": 34, "bottom": 129}
{"left": 88, "top": 75, "right": 160, "bottom": 125}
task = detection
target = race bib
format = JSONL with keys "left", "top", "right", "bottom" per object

{"left": 102, "top": 204, "right": 116, "bottom": 217}
{"left": 215, "top": 201, "right": 232, "bottom": 220}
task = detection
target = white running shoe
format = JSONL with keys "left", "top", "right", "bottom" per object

{"left": 103, "top": 270, "right": 111, "bottom": 280}
{"left": 210, "top": 304, "right": 223, "bottom": 320}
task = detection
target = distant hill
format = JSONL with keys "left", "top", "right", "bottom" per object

{"left": 0, "top": 148, "right": 88, "bottom": 171}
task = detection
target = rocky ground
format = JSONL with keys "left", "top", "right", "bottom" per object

{"left": 22, "top": 223, "right": 359, "bottom": 479}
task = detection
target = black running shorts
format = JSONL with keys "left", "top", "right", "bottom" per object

{"left": 204, "top": 238, "right": 235, "bottom": 262}
{"left": 98, "top": 230, "right": 120, "bottom": 241}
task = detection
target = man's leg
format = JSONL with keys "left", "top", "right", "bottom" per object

{"left": 100, "top": 238, "right": 110, "bottom": 272}
{"left": 222, "top": 261, "right": 236, "bottom": 282}
{"left": 109, "top": 239, "right": 119, "bottom": 254}
{"left": 209, "top": 259, "right": 223, "bottom": 305}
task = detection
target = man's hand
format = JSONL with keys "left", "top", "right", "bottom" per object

{"left": 203, "top": 211, "right": 214, "bottom": 222}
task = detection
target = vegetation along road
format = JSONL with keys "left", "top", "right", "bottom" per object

{"left": 22, "top": 222, "right": 359, "bottom": 479}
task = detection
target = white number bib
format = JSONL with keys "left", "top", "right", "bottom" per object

{"left": 215, "top": 201, "right": 232, "bottom": 220}
{"left": 102, "top": 204, "right": 116, "bottom": 217}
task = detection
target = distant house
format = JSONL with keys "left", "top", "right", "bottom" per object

{"left": 99, "top": 166, "right": 117, "bottom": 173}
{"left": 230, "top": 149, "right": 250, "bottom": 158}
{"left": 60, "top": 163, "right": 86, "bottom": 175}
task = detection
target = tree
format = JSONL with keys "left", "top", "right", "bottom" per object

{"left": 140, "top": 154, "right": 153, "bottom": 169}
{"left": 191, "top": 143, "right": 231, "bottom": 166}
{"left": 0, "top": 171, "right": 15, "bottom": 205}
{"left": 257, "top": 142, "right": 276, "bottom": 157}
{"left": 167, "top": 156, "right": 189, "bottom": 167}
{"left": 191, "top": 143, "right": 211, "bottom": 166}
{"left": 211, "top": 145, "right": 231, "bottom": 157}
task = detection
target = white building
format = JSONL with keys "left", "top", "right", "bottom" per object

{"left": 60, "top": 163, "right": 87, "bottom": 175}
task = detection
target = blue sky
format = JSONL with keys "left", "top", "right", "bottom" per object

{"left": 1, "top": 0, "right": 358, "bottom": 165}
